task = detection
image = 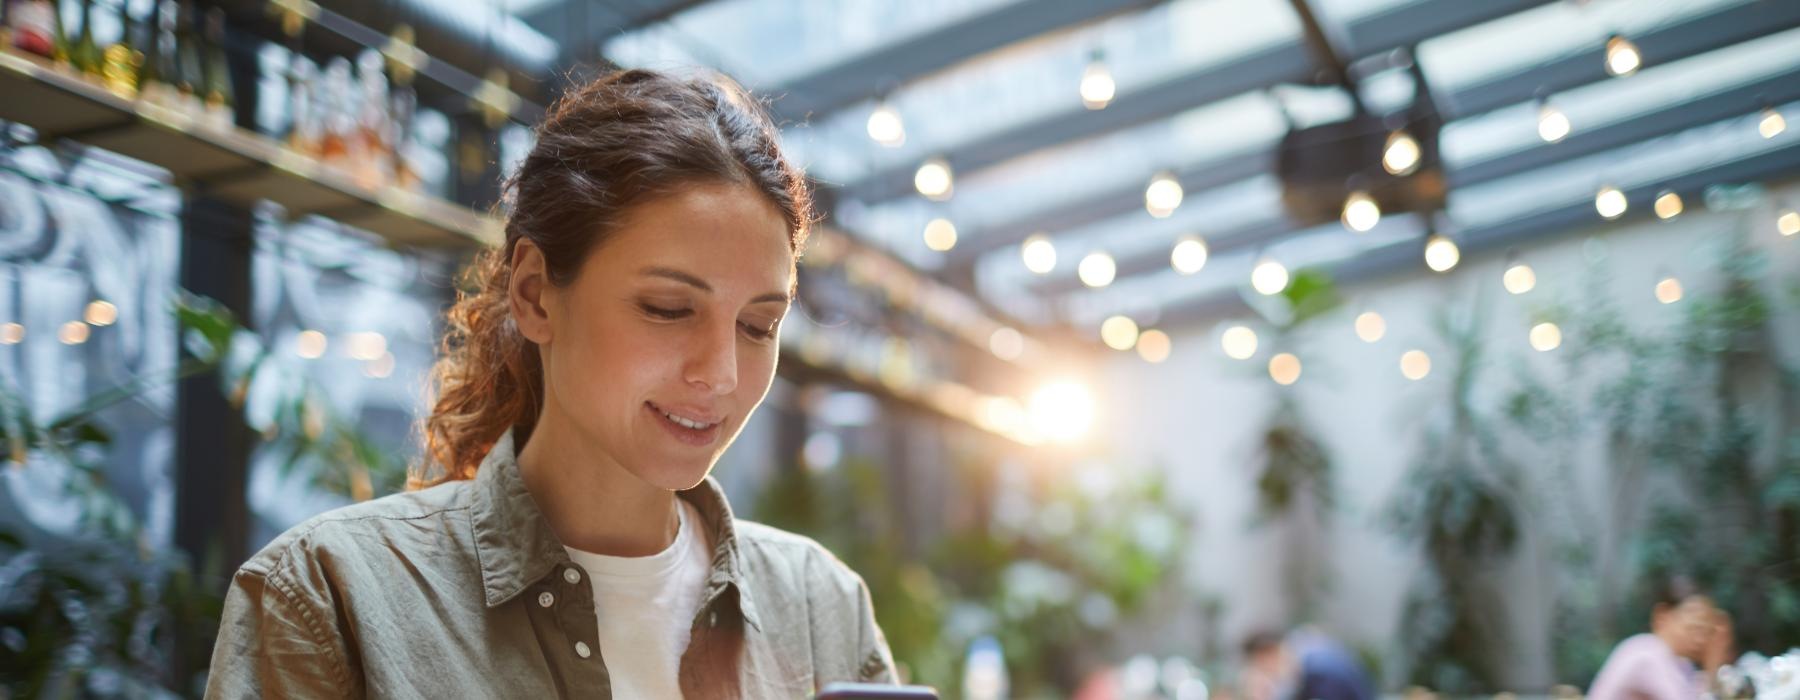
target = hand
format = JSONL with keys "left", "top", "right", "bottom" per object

{"left": 1702, "top": 608, "right": 1734, "bottom": 673}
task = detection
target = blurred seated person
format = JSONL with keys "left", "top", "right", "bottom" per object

{"left": 1241, "top": 627, "right": 1374, "bottom": 700}
{"left": 1587, "top": 575, "right": 1733, "bottom": 700}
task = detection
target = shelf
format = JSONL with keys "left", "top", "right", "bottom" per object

{"left": 0, "top": 49, "right": 500, "bottom": 249}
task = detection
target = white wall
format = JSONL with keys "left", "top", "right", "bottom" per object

{"left": 1097, "top": 180, "right": 1800, "bottom": 688}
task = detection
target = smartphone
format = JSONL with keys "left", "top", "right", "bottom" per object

{"left": 813, "top": 682, "right": 940, "bottom": 699}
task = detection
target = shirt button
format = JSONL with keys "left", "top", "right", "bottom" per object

{"left": 563, "top": 567, "right": 581, "bottom": 584}
{"left": 574, "top": 641, "right": 591, "bottom": 659}
{"left": 537, "top": 592, "right": 555, "bottom": 608}
{"left": 708, "top": 611, "right": 718, "bottom": 627}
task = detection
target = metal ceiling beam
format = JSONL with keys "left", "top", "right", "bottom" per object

{"left": 1443, "top": 1, "right": 1800, "bottom": 118}
{"left": 1150, "top": 138, "right": 1800, "bottom": 329}
{"left": 768, "top": 0, "right": 1161, "bottom": 120}
{"left": 947, "top": 149, "right": 1273, "bottom": 264}
{"left": 839, "top": 0, "right": 1554, "bottom": 204}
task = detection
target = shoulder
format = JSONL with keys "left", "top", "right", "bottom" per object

{"left": 732, "top": 520, "right": 870, "bottom": 599}
{"left": 235, "top": 480, "right": 475, "bottom": 584}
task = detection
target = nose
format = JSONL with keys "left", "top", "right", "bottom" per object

{"left": 685, "top": 318, "right": 738, "bottom": 395}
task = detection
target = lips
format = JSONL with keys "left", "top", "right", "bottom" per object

{"left": 646, "top": 401, "right": 724, "bottom": 447}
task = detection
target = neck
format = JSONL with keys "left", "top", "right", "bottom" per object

{"left": 516, "top": 410, "right": 679, "bottom": 557}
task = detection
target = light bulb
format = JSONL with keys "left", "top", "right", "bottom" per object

{"left": 1251, "top": 259, "right": 1289, "bottom": 295}
{"left": 1342, "top": 190, "right": 1380, "bottom": 232}
{"left": 1400, "top": 350, "right": 1431, "bottom": 380}
{"left": 1537, "top": 101, "right": 1571, "bottom": 143}
{"left": 866, "top": 101, "right": 905, "bottom": 146}
{"left": 0, "top": 323, "right": 22, "bottom": 344}
{"left": 989, "top": 327, "right": 1024, "bottom": 361}
{"left": 1605, "top": 35, "right": 1641, "bottom": 77}
{"left": 1145, "top": 172, "right": 1183, "bottom": 218}
{"left": 84, "top": 300, "right": 118, "bottom": 326}
{"left": 1529, "top": 322, "right": 1562, "bottom": 352}
{"left": 1022, "top": 235, "right": 1057, "bottom": 274}
{"left": 1424, "top": 234, "right": 1460, "bottom": 272}
{"left": 914, "top": 157, "right": 953, "bottom": 200}
{"left": 1078, "top": 252, "right": 1117, "bottom": 288}
{"left": 1268, "top": 353, "right": 1302, "bottom": 386}
{"left": 1136, "top": 329, "right": 1171, "bottom": 363}
{"left": 1503, "top": 263, "right": 1537, "bottom": 295}
{"left": 1653, "top": 190, "right": 1682, "bottom": 220}
{"left": 58, "top": 320, "right": 90, "bottom": 345}
{"left": 1100, "top": 315, "right": 1140, "bottom": 351}
{"left": 1355, "top": 311, "right": 1386, "bottom": 343}
{"left": 1171, "top": 236, "right": 1207, "bottom": 275}
{"left": 1221, "top": 326, "right": 1258, "bottom": 360}
{"left": 1760, "top": 107, "right": 1786, "bottom": 139}
{"left": 923, "top": 218, "right": 958, "bottom": 252}
{"left": 1595, "top": 185, "right": 1628, "bottom": 220}
{"left": 1080, "top": 56, "right": 1115, "bottom": 110}
{"left": 296, "top": 330, "right": 327, "bottom": 358}
{"left": 1779, "top": 209, "right": 1800, "bottom": 237}
{"left": 1655, "top": 277, "right": 1683, "bottom": 304}
{"left": 1382, "top": 130, "right": 1421, "bottom": 175}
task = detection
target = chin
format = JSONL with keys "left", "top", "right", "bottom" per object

{"left": 630, "top": 456, "right": 720, "bottom": 492}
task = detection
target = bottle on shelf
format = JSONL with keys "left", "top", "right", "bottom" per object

{"left": 69, "top": 0, "right": 101, "bottom": 76}
{"left": 354, "top": 48, "right": 390, "bottom": 189}
{"left": 139, "top": 0, "right": 177, "bottom": 106}
{"left": 317, "top": 56, "right": 354, "bottom": 172}
{"left": 285, "top": 54, "right": 318, "bottom": 156}
{"left": 7, "top": 0, "right": 57, "bottom": 58}
{"left": 171, "top": 0, "right": 201, "bottom": 114}
{"left": 199, "top": 6, "right": 229, "bottom": 126}
{"left": 101, "top": 0, "right": 143, "bottom": 97}
{"left": 385, "top": 24, "right": 420, "bottom": 192}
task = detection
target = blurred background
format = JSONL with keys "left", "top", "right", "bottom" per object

{"left": 1, "top": 0, "right": 1799, "bottom": 697}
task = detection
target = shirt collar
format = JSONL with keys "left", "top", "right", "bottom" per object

{"left": 468, "top": 428, "right": 759, "bottom": 629}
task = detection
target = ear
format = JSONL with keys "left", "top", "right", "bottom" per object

{"left": 508, "top": 240, "right": 555, "bottom": 345}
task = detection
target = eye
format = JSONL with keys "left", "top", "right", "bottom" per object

{"left": 639, "top": 303, "right": 692, "bottom": 320}
{"left": 739, "top": 319, "right": 778, "bottom": 341}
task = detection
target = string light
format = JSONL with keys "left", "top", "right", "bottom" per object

{"left": 296, "top": 330, "right": 327, "bottom": 358}
{"left": 1078, "top": 252, "right": 1117, "bottom": 288}
{"left": 364, "top": 351, "right": 396, "bottom": 379}
{"left": 1251, "top": 258, "right": 1289, "bottom": 295}
{"left": 59, "top": 321, "right": 90, "bottom": 345}
{"left": 1537, "top": 99, "right": 1571, "bottom": 143}
{"left": 1100, "top": 315, "right": 1140, "bottom": 351}
{"left": 1342, "top": 190, "right": 1380, "bottom": 232}
{"left": 84, "top": 300, "right": 117, "bottom": 326}
{"left": 866, "top": 100, "right": 905, "bottom": 147}
{"left": 1080, "top": 51, "right": 1115, "bottom": 110}
{"left": 1779, "top": 208, "right": 1799, "bottom": 237}
{"left": 0, "top": 323, "right": 21, "bottom": 344}
{"left": 1400, "top": 350, "right": 1431, "bottom": 380}
{"left": 989, "top": 327, "right": 1024, "bottom": 361}
{"left": 1529, "top": 322, "right": 1562, "bottom": 352}
{"left": 914, "top": 157, "right": 953, "bottom": 200}
{"left": 923, "top": 218, "right": 958, "bottom": 252}
{"left": 1382, "top": 130, "right": 1421, "bottom": 175}
{"left": 1145, "top": 172, "right": 1183, "bottom": 218}
{"left": 1022, "top": 235, "right": 1058, "bottom": 274}
{"left": 1268, "top": 353, "right": 1301, "bottom": 386}
{"left": 1171, "top": 236, "right": 1208, "bottom": 275}
{"left": 1221, "top": 326, "right": 1258, "bottom": 360}
{"left": 1355, "top": 311, "right": 1386, "bottom": 343}
{"left": 1424, "top": 234, "right": 1460, "bottom": 272}
{"left": 1605, "top": 35, "right": 1641, "bottom": 77}
{"left": 1136, "top": 329, "right": 1171, "bottom": 363}
{"left": 346, "top": 332, "right": 387, "bottom": 361}
{"left": 1504, "top": 262, "right": 1537, "bottom": 295}
{"left": 1028, "top": 380, "right": 1095, "bottom": 442}
{"left": 1595, "top": 185, "right": 1628, "bottom": 219}
{"left": 1760, "top": 107, "right": 1787, "bottom": 139}
{"left": 1653, "top": 190, "right": 1683, "bottom": 220}
{"left": 1655, "top": 276, "right": 1683, "bottom": 304}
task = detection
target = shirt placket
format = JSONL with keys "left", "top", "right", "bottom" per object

{"left": 524, "top": 563, "right": 612, "bottom": 698}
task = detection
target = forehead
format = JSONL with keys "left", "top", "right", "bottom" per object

{"left": 584, "top": 183, "right": 795, "bottom": 292}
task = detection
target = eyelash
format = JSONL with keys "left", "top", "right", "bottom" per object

{"left": 640, "top": 304, "right": 778, "bottom": 341}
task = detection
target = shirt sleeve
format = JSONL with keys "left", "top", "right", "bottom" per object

{"left": 204, "top": 564, "right": 358, "bottom": 699}
{"left": 851, "top": 575, "right": 898, "bottom": 684}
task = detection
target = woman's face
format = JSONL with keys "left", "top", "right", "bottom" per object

{"left": 516, "top": 182, "right": 794, "bottom": 492}
{"left": 1653, "top": 596, "right": 1717, "bottom": 660}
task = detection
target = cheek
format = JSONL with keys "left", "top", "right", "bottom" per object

{"left": 735, "top": 344, "right": 780, "bottom": 402}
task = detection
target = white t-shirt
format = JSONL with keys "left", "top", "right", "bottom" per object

{"left": 563, "top": 498, "right": 714, "bottom": 699}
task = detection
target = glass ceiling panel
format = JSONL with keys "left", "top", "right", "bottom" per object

{"left": 1416, "top": 0, "right": 1752, "bottom": 96}
{"left": 784, "top": 0, "right": 1300, "bottom": 187}
{"left": 602, "top": 0, "right": 1019, "bottom": 88}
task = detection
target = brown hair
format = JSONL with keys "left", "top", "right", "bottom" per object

{"left": 411, "top": 68, "right": 812, "bottom": 489}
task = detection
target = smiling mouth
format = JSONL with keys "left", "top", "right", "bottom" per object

{"left": 646, "top": 402, "right": 723, "bottom": 447}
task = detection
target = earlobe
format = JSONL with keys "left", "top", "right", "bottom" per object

{"left": 508, "top": 240, "right": 554, "bottom": 345}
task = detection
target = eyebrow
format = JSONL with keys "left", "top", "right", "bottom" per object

{"left": 640, "top": 266, "right": 791, "bottom": 305}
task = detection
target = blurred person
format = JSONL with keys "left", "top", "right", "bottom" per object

{"left": 1587, "top": 575, "right": 1732, "bottom": 700}
{"left": 205, "top": 68, "right": 896, "bottom": 698}
{"left": 1240, "top": 627, "right": 1375, "bottom": 700}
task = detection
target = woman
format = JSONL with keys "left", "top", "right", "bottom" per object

{"left": 206, "top": 69, "right": 896, "bottom": 698}
{"left": 1587, "top": 576, "right": 1730, "bottom": 700}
